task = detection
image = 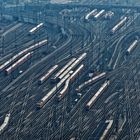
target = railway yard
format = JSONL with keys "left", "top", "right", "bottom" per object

{"left": 0, "top": 1, "right": 140, "bottom": 140}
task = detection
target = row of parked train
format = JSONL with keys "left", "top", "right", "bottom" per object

{"left": 37, "top": 53, "right": 87, "bottom": 108}
{"left": 0, "top": 39, "right": 48, "bottom": 75}
{"left": 85, "top": 8, "right": 123, "bottom": 33}
{"left": 36, "top": 51, "right": 111, "bottom": 111}
{"left": 85, "top": 8, "right": 138, "bottom": 36}
{"left": 111, "top": 15, "right": 139, "bottom": 54}
{"left": 111, "top": 14, "right": 139, "bottom": 54}
{"left": 85, "top": 9, "right": 114, "bottom": 21}
{"left": 0, "top": 22, "right": 47, "bottom": 75}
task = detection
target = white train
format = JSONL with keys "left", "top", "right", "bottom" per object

{"left": 94, "top": 10, "right": 105, "bottom": 20}
{"left": 111, "top": 17, "right": 127, "bottom": 34}
{"left": 38, "top": 65, "right": 59, "bottom": 85}
{"left": 29, "top": 23, "right": 43, "bottom": 35}
{"left": 76, "top": 72, "right": 106, "bottom": 92}
{"left": 37, "top": 72, "right": 72, "bottom": 108}
{"left": 104, "top": 11, "right": 114, "bottom": 20}
{"left": 126, "top": 39, "right": 138, "bottom": 55}
{"left": 0, "top": 39, "right": 48, "bottom": 71}
{"left": 85, "top": 9, "right": 97, "bottom": 20}
{"left": 70, "top": 64, "right": 84, "bottom": 82}
{"left": 58, "top": 64, "right": 84, "bottom": 101}
{"left": 99, "top": 120, "right": 113, "bottom": 140}
{"left": 0, "top": 113, "right": 10, "bottom": 134}
{"left": 58, "top": 53, "right": 87, "bottom": 81}
{"left": 5, "top": 52, "right": 33, "bottom": 75}
{"left": 51, "top": 58, "right": 76, "bottom": 82}
{"left": 86, "top": 81, "right": 110, "bottom": 110}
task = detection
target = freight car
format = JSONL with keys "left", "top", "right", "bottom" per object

{"left": 111, "top": 17, "right": 127, "bottom": 34}
{"left": 38, "top": 65, "right": 59, "bottom": 85}
{"left": 58, "top": 64, "right": 84, "bottom": 101}
{"left": 5, "top": 52, "right": 32, "bottom": 75}
{"left": 86, "top": 81, "right": 110, "bottom": 110}
{"left": 58, "top": 53, "right": 86, "bottom": 81}
{"left": 51, "top": 58, "right": 76, "bottom": 82}
{"left": 126, "top": 39, "right": 138, "bottom": 55}
{"left": 100, "top": 120, "right": 113, "bottom": 140}
{"left": 0, "top": 113, "right": 10, "bottom": 134}
{"left": 94, "top": 10, "right": 105, "bottom": 20}
{"left": 76, "top": 72, "right": 106, "bottom": 92}
{"left": 85, "top": 9, "right": 97, "bottom": 20}
{"left": 29, "top": 23, "right": 43, "bottom": 35}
